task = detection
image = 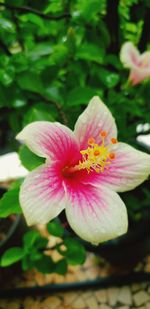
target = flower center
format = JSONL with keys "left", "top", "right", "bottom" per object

{"left": 66, "top": 131, "right": 117, "bottom": 175}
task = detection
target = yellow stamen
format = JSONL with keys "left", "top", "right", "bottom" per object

{"left": 76, "top": 131, "right": 117, "bottom": 174}
{"left": 66, "top": 132, "right": 117, "bottom": 175}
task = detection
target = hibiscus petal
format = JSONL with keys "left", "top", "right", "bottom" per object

{"left": 16, "top": 121, "right": 79, "bottom": 164}
{"left": 65, "top": 183, "right": 128, "bottom": 245}
{"left": 74, "top": 96, "right": 117, "bottom": 149}
{"left": 140, "top": 51, "right": 150, "bottom": 68}
{"left": 120, "top": 42, "right": 140, "bottom": 68}
{"left": 19, "top": 163, "right": 66, "bottom": 225}
{"left": 129, "top": 67, "right": 150, "bottom": 85}
{"left": 97, "top": 142, "right": 150, "bottom": 192}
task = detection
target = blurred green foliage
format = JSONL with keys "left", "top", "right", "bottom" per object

{"left": 0, "top": 223, "right": 86, "bottom": 273}
{"left": 0, "top": 0, "right": 150, "bottom": 146}
{"left": 0, "top": 0, "right": 150, "bottom": 272}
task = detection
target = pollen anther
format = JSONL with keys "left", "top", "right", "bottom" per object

{"left": 109, "top": 152, "right": 115, "bottom": 160}
{"left": 76, "top": 133, "right": 117, "bottom": 174}
{"left": 100, "top": 131, "right": 107, "bottom": 138}
{"left": 94, "top": 150, "right": 100, "bottom": 156}
{"left": 88, "top": 137, "right": 95, "bottom": 145}
{"left": 111, "top": 138, "right": 118, "bottom": 144}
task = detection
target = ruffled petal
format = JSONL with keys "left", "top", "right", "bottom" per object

{"left": 16, "top": 121, "right": 80, "bottom": 164}
{"left": 64, "top": 182, "right": 128, "bottom": 245}
{"left": 140, "top": 51, "right": 150, "bottom": 68}
{"left": 129, "top": 67, "right": 150, "bottom": 85}
{"left": 120, "top": 42, "right": 140, "bottom": 68}
{"left": 74, "top": 96, "right": 117, "bottom": 149}
{"left": 97, "top": 142, "right": 150, "bottom": 192}
{"left": 19, "top": 163, "right": 66, "bottom": 225}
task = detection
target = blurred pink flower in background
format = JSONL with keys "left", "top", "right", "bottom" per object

{"left": 120, "top": 42, "right": 150, "bottom": 85}
{"left": 16, "top": 97, "right": 150, "bottom": 245}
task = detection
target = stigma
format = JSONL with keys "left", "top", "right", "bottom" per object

{"left": 78, "top": 131, "right": 117, "bottom": 174}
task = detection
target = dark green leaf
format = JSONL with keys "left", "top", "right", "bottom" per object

{"left": 41, "top": 65, "right": 59, "bottom": 86}
{"left": 47, "top": 220, "right": 64, "bottom": 237}
{"left": 76, "top": 0, "right": 106, "bottom": 21}
{"left": 23, "top": 230, "right": 41, "bottom": 249}
{"left": 57, "top": 237, "right": 86, "bottom": 265}
{"left": 34, "top": 236, "right": 48, "bottom": 250}
{"left": 67, "top": 87, "right": 97, "bottom": 106}
{"left": 0, "top": 186, "right": 22, "bottom": 218}
{"left": 76, "top": 43, "right": 105, "bottom": 64}
{"left": 22, "top": 255, "right": 34, "bottom": 271}
{"left": 98, "top": 69, "right": 120, "bottom": 88}
{"left": 30, "top": 251, "right": 43, "bottom": 261}
{"left": 19, "top": 145, "right": 45, "bottom": 171}
{"left": 35, "top": 255, "right": 54, "bottom": 274}
{"left": 23, "top": 104, "right": 55, "bottom": 126}
{"left": 55, "top": 259, "right": 67, "bottom": 275}
{"left": 17, "top": 72, "right": 44, "bottom": 94}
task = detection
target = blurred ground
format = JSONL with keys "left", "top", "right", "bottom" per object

{"left": 0, "top": 253, "right": 150, "bottom": 309}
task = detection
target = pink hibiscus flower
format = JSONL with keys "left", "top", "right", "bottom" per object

{"left": 16, "top": 97, "right": 150, "bottom": 245}
{"left": 120, "top": 42, "right": 150, "bottom": 85}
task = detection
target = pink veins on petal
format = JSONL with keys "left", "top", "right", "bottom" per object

{"left": 120, "top": 41, "right": 150, "bottom": 85}
{"left": 16, "top": 96, "right": 150, "bottom": 245}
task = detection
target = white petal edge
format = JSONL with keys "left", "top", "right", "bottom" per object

{"left": 16, "top": 121, "right": 79, "bottom": 162}
{"left": 74, "top": 96, "right": 117, "bottom": 149}
{"left": 98, "top": 142, "right": 150, "bottom": 192}
{"left": 120, "top": 42, "right": 140, "bottom": 68}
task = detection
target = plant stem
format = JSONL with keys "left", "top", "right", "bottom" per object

{"left": 0, "top": 3, "right": 71, "bottom": 21}
{"left": 39, "top": 94, "right": 68, "bottom": 126}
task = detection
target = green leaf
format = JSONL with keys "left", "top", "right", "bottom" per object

{"left": 6, "top": 0, "right": 24, "bottom": 5}
{"left": 50, "top": 45, "right": 68, "bottom": 65}
{"left": 55, "top": 259, "right": 68, "bottom": 275}
{"left": 44, "top": 86, "right": 63, "bottom": 104}
{"left": 30, "top": 251, "right": 43, "bottom": 262}
{"left": 19, "top": 145, "right": 45, "bottom": 171}
{"left": 23, "top": 230, "right": 41, "bottom": 249}
{"left": 67, "top": 87, "right": 96, "bottom": 106}
{"left": 106, "top": 54, "right": 122, "bottom": 70}
{"left": 0, "top": 17, "right": 15, "bottom": 33}
{"left": 22, "top": 255, "right": 34, "bottom": 271}
{"left": 57, "top": 237, "right": 86, "bottom": 265}
{"left": 98, "top": 69, "right": 120, "bottom": 88}
{"left": 34, "top": 255, "right": 55, "bottom": 274}
{"left": 23, "top": 230, "right": 48, "bottom": 251}
{"left": 76, "top": 43, "right": 105, "bottom": 64}
{"left": 41, "top": 65, "right": 59, "bottom": 86}
{"left": 24, "top": 13, "right": 45, "bottom": 29}
{"left": 17, "top": 72, "right": 44, "bottom": 94}
{"left": 47, "top": 220, "right": 64, "bottom": 237}
{"left": 0, "top": 83, "right": 26, "bottom": 108}
{"left": 34, "top": 237, "right": 48, "bottom": 250}
{"left": 76, "top": 0, "right": 105, "bottom": 22}
{"left": 1, "top": 247, "right": 24, "bottom": 267}
{"left": 27, "top": 43, "right": 53, "bottom": 60}
{"left": 44, "top": 2, "right": 62, "bottom": 14}
{"left": 0, "top": 85, "right": 8, "bottom": 107}
{"left": 23, "top": 103, "right": 55, "bottom": 126}
{"left": 0, "top": 68, "right": 15, "bottom": 86}
{"left": 0, "top": 186, "right": 22, "bottom": 218}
